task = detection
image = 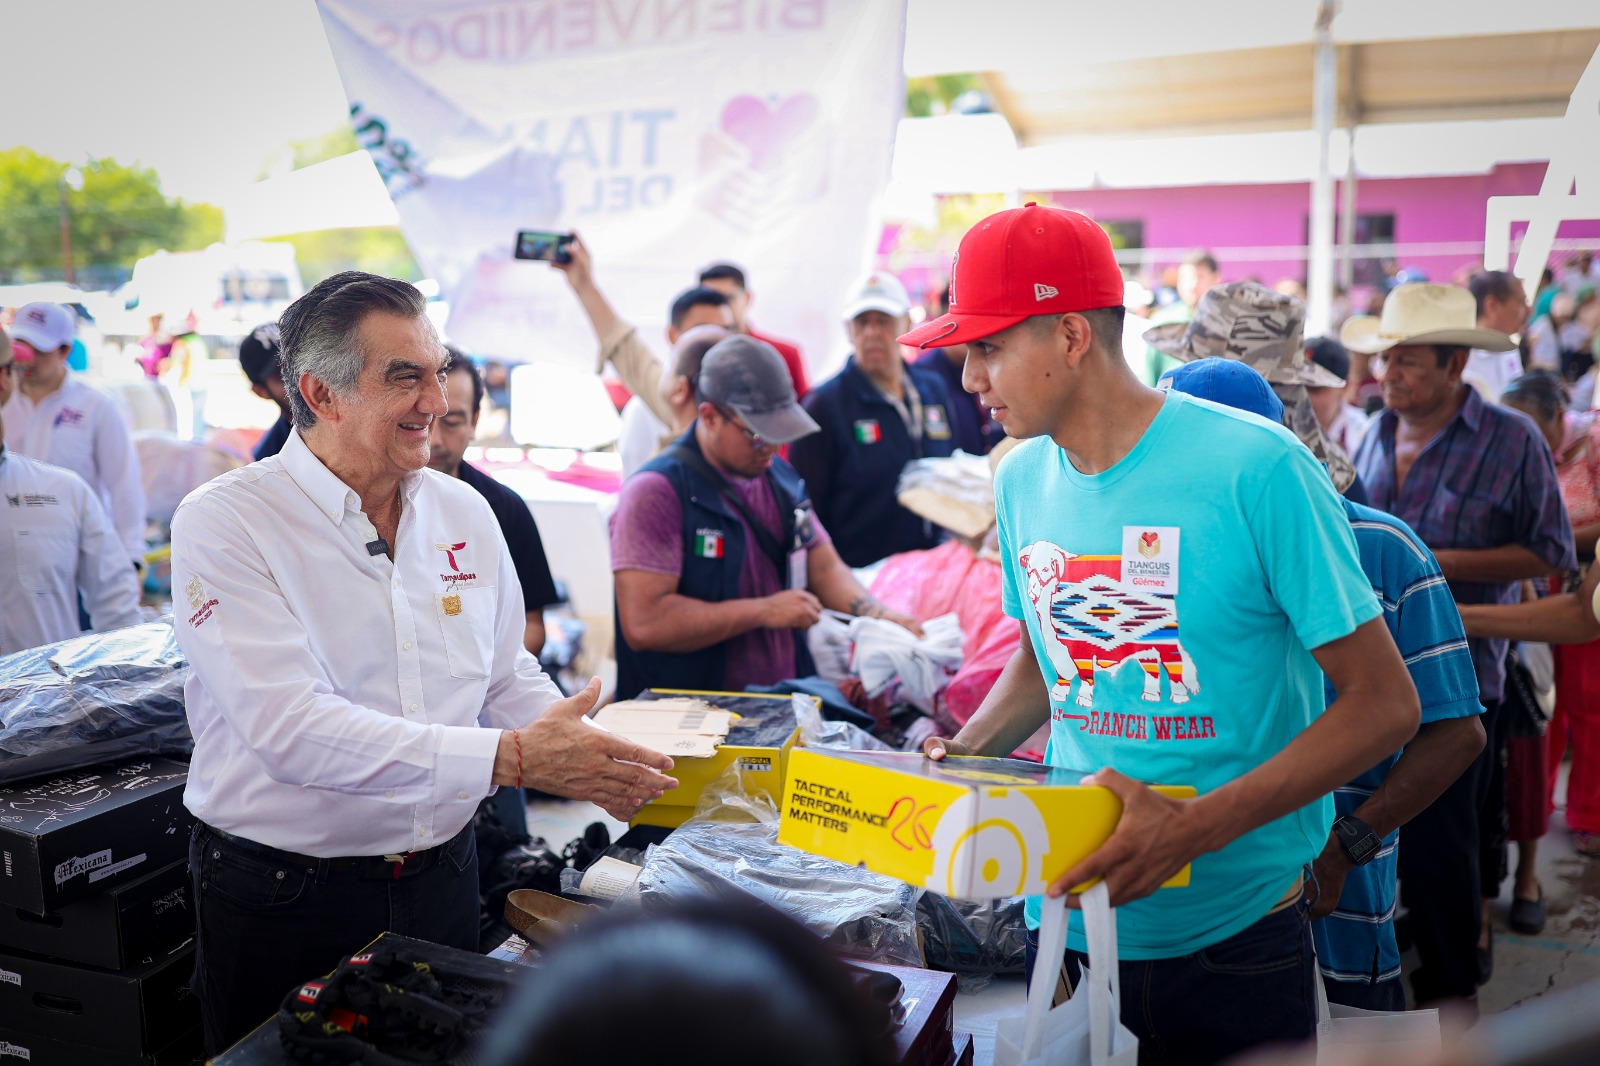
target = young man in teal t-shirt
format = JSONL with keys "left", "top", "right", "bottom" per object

{"left": 899, "top": 204, "right": 1421, "bottom": 1066}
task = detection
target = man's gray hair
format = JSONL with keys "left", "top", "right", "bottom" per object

{"left": 276, "top": 271, "right": 428, "bottom": 430}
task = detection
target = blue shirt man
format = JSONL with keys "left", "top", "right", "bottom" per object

{"left": 1161, "top": 354, "right": 1484, "bottom": 1013}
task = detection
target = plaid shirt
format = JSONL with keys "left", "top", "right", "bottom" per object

{"left": 1353, "top": 387, "right": 1574, "bottom": 701}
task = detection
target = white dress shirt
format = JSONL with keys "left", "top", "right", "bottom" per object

{"left": 0, "top": 447, "right": 144, "bottom": 654}
{"left": 1463, "top": 348, "right": 1525, "bottom": 402}
{"left": 170, "top": 429, "right": 562, "bottom": 857}
{"left": 3, "top": 374, "right": 147, "bottom": 562}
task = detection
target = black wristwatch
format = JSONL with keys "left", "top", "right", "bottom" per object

{"left": 1332, "top": 815, "right": 1382, "bottom": 867}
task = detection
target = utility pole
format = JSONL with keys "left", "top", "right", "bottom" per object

{"left": 57, "top": 166, "right": 82, "bottom": 285}
{"left": 1306, "top": 1, "right": 1338, "bottom": 337}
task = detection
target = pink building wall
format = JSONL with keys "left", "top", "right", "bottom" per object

{"left": 1041, "top": 162, "right": 1600, "bottom": 289}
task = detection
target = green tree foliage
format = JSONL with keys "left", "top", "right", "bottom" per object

{"left": 282, "top": 227, "right": 422, "bottom": 286}
{"left": 905, "top": 74, "right": 985, "bottom": 118}
{"left": 0, "top": 147, "right": 220, "bottom": 283}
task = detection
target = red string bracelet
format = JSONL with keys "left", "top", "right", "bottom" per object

{"left": 514, "top": 729, "right": 523, "bottom": 789}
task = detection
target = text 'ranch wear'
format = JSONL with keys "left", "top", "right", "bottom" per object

{"left": 996, "top": 390, "right": 1381, "bottom": 959}
{"left": 170, "top": 429, "right": 561, "bottom": 858}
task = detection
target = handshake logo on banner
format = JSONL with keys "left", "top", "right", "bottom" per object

{"left": 699, "top": 93, "right": 831, "bottom": 232}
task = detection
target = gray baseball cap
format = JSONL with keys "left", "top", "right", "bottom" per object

{"left": 697, "top": 335, "right": 819, "bottom": 445}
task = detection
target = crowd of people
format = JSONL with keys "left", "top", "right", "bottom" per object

{"left": 3, "top": 205, "right": 1600, "bottom": 1063}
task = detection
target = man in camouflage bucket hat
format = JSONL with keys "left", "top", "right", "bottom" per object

{"left": 1145, "top": 281, "right": 1358, "bottom": 495}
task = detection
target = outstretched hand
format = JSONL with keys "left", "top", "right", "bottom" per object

{"left": 505, "top": 677, "right": 679, "bottom": 822}
{"left": 549, "top": 231, "right": 593, "bottom": 289}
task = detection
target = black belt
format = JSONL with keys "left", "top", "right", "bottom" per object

{"left": 201, "top": 821, "right": 470, "bottom": 881}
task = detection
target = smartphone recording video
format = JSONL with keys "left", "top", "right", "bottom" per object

{"left": 514, "top": 230, "right": 574, "bottom": 263}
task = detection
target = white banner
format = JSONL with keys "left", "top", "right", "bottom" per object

{"left": 313, "top": 0, "right": 908, "bottom": 376}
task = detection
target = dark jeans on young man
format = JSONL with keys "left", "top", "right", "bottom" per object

{"left": 1398, "top": 697, "right": 1501, "bottom": 1005}
{"left": 189, "top": 820, "right": 480, "bottom": 1056}
{"left": 1024, "top": 897, "right": 1318, "bottom": 1066}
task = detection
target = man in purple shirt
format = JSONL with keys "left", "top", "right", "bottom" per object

{"left": 1347, "top": 282, "right": 1574, "bottom": 1007}
{"left": 609, "top": 336, "right": 920, "bottom": 699}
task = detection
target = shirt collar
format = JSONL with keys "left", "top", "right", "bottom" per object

{"left": 278, "top": 428, "right": 426, "bottom": 527}
{"left": 1374, "top": 383, "right": 1482, "bottom": 440}
{"left": 1455, "top": 385, "right": 1485, "bottom": 431}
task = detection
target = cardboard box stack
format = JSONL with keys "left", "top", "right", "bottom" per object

{"left": 0, "top": 757, "right": 202, "bottom": 1065}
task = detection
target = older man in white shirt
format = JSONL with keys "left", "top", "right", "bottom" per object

{"left": 170, "top": 272, "right": 678, "bottom": 1054}
{"left": 2, "top": 302, "right": 146, "bottom": 564}
{"left": 0, "top": 331, "right": 142, "bottom": 653}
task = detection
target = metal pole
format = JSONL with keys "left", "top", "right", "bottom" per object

{"left": 1338, "top": 127, "right": 1357, "bottom": 291}
{"left": 1306, "top": 1, "right": 1338, "bottom": 336}
{"left": 56, "top": 174, "right": 75, "bottom": 286}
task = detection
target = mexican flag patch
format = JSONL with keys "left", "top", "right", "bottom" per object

{"left": 694, "top": 529, "right": 725, "bottom": 558}
{"left": 854, "top": 419, "right": 882, "bottom": 444}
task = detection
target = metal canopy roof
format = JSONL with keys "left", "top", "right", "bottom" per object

{"left": 984, "top": 28, "right": 1600, "bottom": 144}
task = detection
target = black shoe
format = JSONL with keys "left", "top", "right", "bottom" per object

{"left": 1510, "top": 887, "right": 1546, "bottom": 935}
{"left": 1477, "top": 925, "right": 1494, "bottom": 985}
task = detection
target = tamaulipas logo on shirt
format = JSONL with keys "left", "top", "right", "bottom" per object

{"left": 435, "top": 540, "right": 477, "bottom": 583}
{"left": 6, "top": 491, "right": 58, "bottom": 507}
{"left": 185, "top": 575, "right": 219, "bottom": 629}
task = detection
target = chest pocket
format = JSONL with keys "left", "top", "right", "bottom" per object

{"left": 44, "top": 420, "right": 96, "bottom": 482}
{"left": 435, "top": 586, "right": 497, "bottom": 679}
{"left": 14, "top": 528, "right": 75, "bottom": 595}
{"left": 1435, "top": 483, "right": 1513, "bottom": 548}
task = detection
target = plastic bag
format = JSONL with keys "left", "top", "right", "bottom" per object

{"left": 0, "top": 622, "right": 192, "bottom": 784}
{"left": 869, "top": 541, "right": 1019, "bottom": 730}
{"left": 794, "top": 692, "right": 892, "bottom": 752}
{"left": 624, "top": 764, "right": 923, "bottom": 968}
{"left": 848, "top": 612, "right": 964, "bottom": 714}
{"left": 917, "top": 894, "right": 1029, "bottom": 992}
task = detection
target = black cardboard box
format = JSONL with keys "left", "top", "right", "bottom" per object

{"left": 0, "top": 757, "right": 192, "bottom": 913}
{"left": 0, "top": 1023, "right": 201, "bottom": 1066}
{"left": 213, "top": 933, "right": 526, "bottom": 1064}
{"left": 0, "top": 940, "right": 198, "bottom": 1054}
{"left": 0, "top": 858, "right": 192, "bottom": 969}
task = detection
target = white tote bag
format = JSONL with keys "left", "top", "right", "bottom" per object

{"left": 995, "top": 883, "right": 1139, "bottom": 1066}
{"left": 1314, "top": 961, "right": 1441, "bottom": 1063}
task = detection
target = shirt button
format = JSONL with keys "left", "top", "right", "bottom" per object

{"left": 403, "top": 642, "right": 412, "bottom": 650}
{"left": 419, "top": 828, "right": 428, "bottom": 837}
{"left": 457, "top": 790, "right": 469, "bottom": 800}
{"left": 385, "top": 790, "right": 394, "bottom": 799}
{"left": 410, "top": 703, "right": 419, "bottom": 712}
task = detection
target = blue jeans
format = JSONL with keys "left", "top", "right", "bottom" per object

{"left": 190, "top": 821, "right": 479, "bottom": 1056}
{"left": 1025, "top": 898, "right": 1318, "bottom": 1066}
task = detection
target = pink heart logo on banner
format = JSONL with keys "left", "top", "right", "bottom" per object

{"left": 720, "top": 94, "right": 819, "bottom": 172}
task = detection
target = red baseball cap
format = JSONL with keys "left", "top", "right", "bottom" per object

{"left": 899, "top": 202, "right": 1124, "bottom": 349}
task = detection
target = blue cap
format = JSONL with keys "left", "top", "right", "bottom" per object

{"left": 1159, "top": 358, "right": 1284, "bottom": 424}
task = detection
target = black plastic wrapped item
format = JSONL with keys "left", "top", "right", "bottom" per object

{"left": 916, "top": 893, "right": 1028, "bottom": 992}
{"left": 0, "top": 622, "right": 191, "bottom": 785}
{"left": 625, "top": 766, "right": 923, "bottom": 968}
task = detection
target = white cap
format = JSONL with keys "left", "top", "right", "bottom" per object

{"left": 9, "top": 303, "right": 76, "bottom": 354}
{"left": 842, "top": 271, "right": 910, "bottom": 321}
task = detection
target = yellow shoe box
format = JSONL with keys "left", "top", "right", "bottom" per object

{"left": 629, "top": 689, "right": 810, "bottom": 829}
{"left": 777, "top": 748, "right": 1197, "bottom": 897}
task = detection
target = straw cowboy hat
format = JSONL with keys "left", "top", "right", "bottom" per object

{"left": 1143, "top": 281, "right": 1346, "bottom": 389}
{"left": 1340, "top": 282, "right": 1516, "bottom": 354}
